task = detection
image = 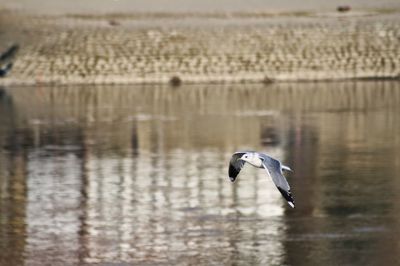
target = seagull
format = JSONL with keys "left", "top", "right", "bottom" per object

{"left": 228, "top": 151, "right": 295, "bottom": 208}
{"left": 0, "top": 44, "right": 19, "bottom": 78}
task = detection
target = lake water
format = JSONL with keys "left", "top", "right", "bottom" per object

{"left": 0, "top": 81, "right": 400, "bottom": 265}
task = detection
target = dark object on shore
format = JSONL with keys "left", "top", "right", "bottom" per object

{"left": 170, "top": 76, "right": 182, "bottom": 86}
{"left": 0, "top": 44, "right": 19, "bottom": 63}
{"left": 0, "top": 63, "right": 13, "bottom": 77}
{"left": 109, "top": 20, "right": 120, "bottom": 26}
{"left": 337, "top": 5, "right": 351, "bottom": 12}
{"left": 263, "top": 76, "right": 274, "bottom": 85}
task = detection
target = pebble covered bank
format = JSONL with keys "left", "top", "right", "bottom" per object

{"left": 0, "top": 10, "right": 399, "bottom": 85}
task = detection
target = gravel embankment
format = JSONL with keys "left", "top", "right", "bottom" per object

{"left": 0, "top": 10, "right": 399, "bottom": 85}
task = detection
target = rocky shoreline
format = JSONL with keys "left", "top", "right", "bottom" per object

{"left": 0, "top": 9, "right": 399, "bottom": 85}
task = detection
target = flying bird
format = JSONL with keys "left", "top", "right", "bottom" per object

{"left": 228, "top": 151, "right": 295, "bottom": 208}
{"left": 0, "top": 44, "right": 19, "bottom": 78}
{"left": 0, "top": 62, "right": 13, "bottom": 77}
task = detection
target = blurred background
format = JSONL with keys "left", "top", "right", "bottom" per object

{"left": 1, "top": 0, "right": 400, "bottom": 14}
{"left": 1, "top": 1, "right": 400, "bottom": 266}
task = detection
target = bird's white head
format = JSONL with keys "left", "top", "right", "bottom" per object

{"left": 240, "top": 153, "right": 263, "bottom": 168}
{"left": 239, "top": 153, "right": 250, "bottom": 162}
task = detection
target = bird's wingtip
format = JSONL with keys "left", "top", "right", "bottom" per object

{"left": 282, "top": 165, "right": 293, "bottom": 172}
{"left": 288, "top": 202, "right": 295, "bottom": 208}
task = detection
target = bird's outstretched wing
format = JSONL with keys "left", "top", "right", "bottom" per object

{"left": 0, "top": 63, "right": 13, "bottom": 77}
{"left": 228, "top": 152, "right": 247, "bottom": 182}
{"left": 260, "top": 155, "right": 295, "bottom": 208}
{"left": 0, "top": 44, "right": 19, "bottom": 63}
{"left": 0, "top": 44, "right": 19, "bottom": 78}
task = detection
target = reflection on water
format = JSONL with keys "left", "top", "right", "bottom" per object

{"left": 0, "top": 82, "right": 400, "bottom": 265}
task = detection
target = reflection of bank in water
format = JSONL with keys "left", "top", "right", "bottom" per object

{"left": 2, "top": 81, "right": 399, "bottom": 152}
